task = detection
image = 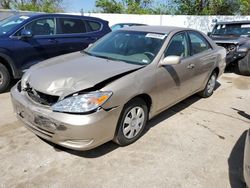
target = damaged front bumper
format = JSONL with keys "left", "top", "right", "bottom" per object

{"left": 10, "top": 83, "right": 122, "bottom": 151}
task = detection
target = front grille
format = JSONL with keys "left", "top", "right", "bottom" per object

{"left": 27, "top": 89, "right": 59, "bottom": 106}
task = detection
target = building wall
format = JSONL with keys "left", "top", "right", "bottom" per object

{"left": 84, "top": 13, "right": 250, "bottom": 33}
{"left": 1, "top": 9, "right": 250, "bottom": 33}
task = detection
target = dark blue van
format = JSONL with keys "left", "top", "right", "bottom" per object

{"left": 0, "top": 13, "right": 111, "bottom": 92}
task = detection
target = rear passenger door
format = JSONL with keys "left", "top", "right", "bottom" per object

{"left": 55, "top": 17, "right": 102, "bottom": 55}
{"left": 187, "top": 31, "right": 216, "bottom": 91}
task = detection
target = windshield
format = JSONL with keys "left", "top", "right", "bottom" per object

{"left": 212, "top": 23, "right": 250, "bottom": 36}
{"left": 0, "top": 15, "right": 29, "bottom": 35}
{"left": 85, "top": 31, "right": 166, "bottom": 65}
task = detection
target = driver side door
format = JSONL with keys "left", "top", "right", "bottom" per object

{"left": 155, "top": 32, "right": 196, "bottom": 113}
{"left": 12, "top": 17, "right": 59, "bottom": 70}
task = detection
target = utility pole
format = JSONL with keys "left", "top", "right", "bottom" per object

{"left": 80, "top": 8, "right": 84, "bottom": 16}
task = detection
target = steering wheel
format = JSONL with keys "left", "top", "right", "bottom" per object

{"left": 144, "top": 52, "right": 155, "bottom": 60}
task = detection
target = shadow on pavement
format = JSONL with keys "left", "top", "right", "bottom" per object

{"left": 41, "top": 82, "right": 221, "bottom": 158}
{"left": 228, "top": 130, "right": 247, "bottom": 188}
{"left": 232, "top": 108, "right": 250, "bottom": 121}
{"left": 224, "top": 63, "right": 241, "bottom": 75}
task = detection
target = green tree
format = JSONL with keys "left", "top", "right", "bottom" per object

{"left": 0, "top": 0, "right": 64, "bottom": 13}
{"left": 15, "top": 0, "right": 64, "bottom": 12}
{"left": 95, "top": 0, "right": 124, "bottom": 13}
{"left": 173, "top": 0, "right": 242, "bottom": 15}
{"left": 238, "top": 0, "right": 250, "bottom": 15}
{"left": 125, "top": 0, "right": 153, "bottom": 14}
{"left": 94, "top": 0, "right": 250, "bottom": 15}
{"left": 95, "top": 0, "right": 154, "bottom": 14}
{"left": 1, "top": 0, "right": 12, "bottom": 9}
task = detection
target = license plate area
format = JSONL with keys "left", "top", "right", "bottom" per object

{"left": 15, "top": 101, "right": 55, "bottom": 133}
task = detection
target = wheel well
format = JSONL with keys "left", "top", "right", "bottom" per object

{"left": 213, "top": 67, "right": 219, "bottom": 76}
{"left": 130, "top": 94, "right": 152, "bottom": 111}
{"left": 0, "top": 56, "right": 12, "bottom": 78}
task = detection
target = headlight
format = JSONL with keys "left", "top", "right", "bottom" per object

{"left": 227, "top": 44, "right": 236, "bottom": 53}
{"left": 52, "top": 91, "right": 112, "bottom": 113}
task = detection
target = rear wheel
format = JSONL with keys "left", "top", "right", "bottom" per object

{"left": 114, "top": 98, "right": 148, "bottom": 146}
{"left": 238, "top": 52, "right": 250, "bottom": 76}
{"left": 199, "top": 72, "right": 217, "bottom": 98}
{"left": 0, "top": 63, "right": 11, "bottom": 93}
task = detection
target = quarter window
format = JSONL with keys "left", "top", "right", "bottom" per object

{"left": 25, "top": 18, "right": 55, "bottom": 36}
{"left": 165, "top": 33, "right": 189, "bottom": 58}
{"left": 88, "top": 21, "right": 101, "bottom": 31}
{"left": 188, "top": 31, "right": 211, "bottom": 55}
{"left": 58, "top": 18, "right": 86, "bottom": 34}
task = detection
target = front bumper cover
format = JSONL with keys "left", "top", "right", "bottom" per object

{"left": 10, "top": 83, "right": 122, "bottom": 151}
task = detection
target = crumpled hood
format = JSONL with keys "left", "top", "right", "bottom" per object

{"left": 210, "top": 35, "right": 248, "bottom": 45}
{"left": 24, "top": 52, "right": 142, "bottom": 97}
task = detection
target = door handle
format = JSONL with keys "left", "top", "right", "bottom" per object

{"left": 187, "top": 64, "right": 195, "bottom": 69}
{"left": 48, "top": 39, "right": 58, "bottom": 43}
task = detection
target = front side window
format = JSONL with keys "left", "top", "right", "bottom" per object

{"left": 85, "top": 31, "right": 166, "bottom": 65}
{"left": 165, "top": 32, "right": 189, "bottom": 58}
{"left": 24, "top": 18, "right": 55, "bottom": 36}
{"left": 58, "top": 18, "right": 86, "bottom": 34}
{"left": 188, "top": 32, "right": 211, "bottom": 55}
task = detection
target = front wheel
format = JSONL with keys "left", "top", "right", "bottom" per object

{"left": 199, "top": 72, "right": 217, "bottom": 98}
{"left": 114, "top": 98, "right": 148, "bottom": 146}
{"left": 0, "top": 63, "right": 11, "bottom": 93}
{"left": 238, "top": 52, "right": 250, "bottom": 76}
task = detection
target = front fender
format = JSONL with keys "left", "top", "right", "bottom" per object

{"left": 237, "top": 42, "right": 250, "bottom": 53}
{"left": 0, "top": 51, "right": 21, "bottom": 79}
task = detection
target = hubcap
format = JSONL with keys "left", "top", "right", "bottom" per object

{"left": 122, "top": 107, "right": 145, "bottom": 139}
{"left": 0, "top": 72, "right": 3, "bottom": 85}
{"left": 207, "top": 75, "right": 216, "bottom": 94}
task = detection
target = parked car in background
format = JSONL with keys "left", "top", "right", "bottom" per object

{"left": 0, "top": 13, "right": 111, "bottom": 93}
{"left": 111, "top": 23, "right": 147, "bottom": 31}
{"left": 208, "top": 20, "right": 250, "bottom": 76}
{"left": 11, "top": 26, "right": 226, "bottom": 151}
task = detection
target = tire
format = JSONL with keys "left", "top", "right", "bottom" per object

{"left": 199, "top": 72, "right": 217, "bottom": 98}
{"left": 114, "top": 98, "right": 148, "bottom": 146}
{"left": 0, "top": 63, "right": 11, "bottom": 93}
{"left": 238, "top": 52, "right": 250, "bottom": 76}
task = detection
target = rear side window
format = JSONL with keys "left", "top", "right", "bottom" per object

{"left": 87, "top": 21, "right": 101, "bottom": 31}
{"left": 58, "top": 18, "right": 86, "bottom": 34}
{"left": 188, "top": 31, "right": 212, "bottom": 55}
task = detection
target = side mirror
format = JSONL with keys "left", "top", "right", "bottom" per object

{"left": 20, "top": 29, "right": 33, "bottom": 39}
{"left": 207, "top": 32, "right": 212, "bottom": 36}
{"left": 160, "top": 56, "right": 181, "bottom": 66}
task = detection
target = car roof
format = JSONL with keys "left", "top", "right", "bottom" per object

{"left": 14, "top": 13, "right": 107, "bottom": 22}
{"left": 116, "top": 23, "right": 146, "bottom": 25}
{"left": 121, "top": 26, "right": 189, "bottom": 34}
{"left": 216, "top": 20, "right": 250, "bottom": 25}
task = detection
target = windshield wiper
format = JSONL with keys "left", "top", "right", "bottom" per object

{"left": 81, "top": 50, "right": 118, "bottom": 61}
{"left": 94, "top": 54, "right": 120, "bottom": 61}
